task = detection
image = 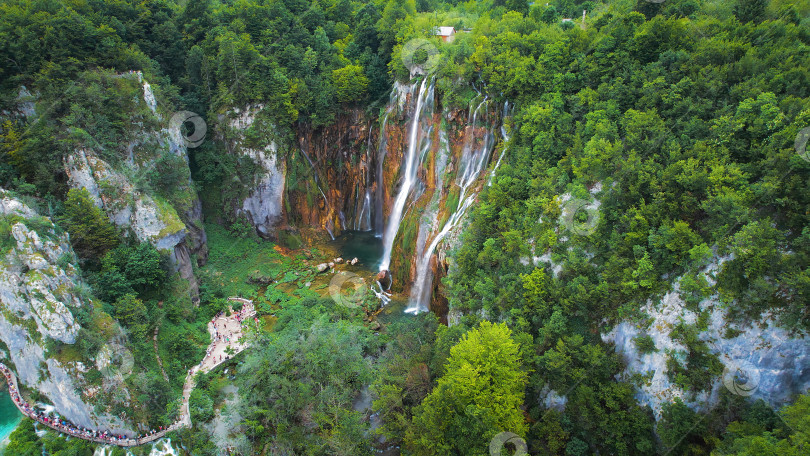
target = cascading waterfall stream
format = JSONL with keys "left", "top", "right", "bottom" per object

{"left": 489, "top": 101, "right": 512, "bottom": 186}
{"left": 354, "top": 124, "right": 375, "bottom": 232}
{"left": 406, "top": 98, "right": 499, "bottom": 314}
{"left": 379, "top": 77, "right": 434, "bottom": 272}
{"left": 457, "top": 97, "right": 494, "bottom": 203}
{"left": 374, "top": 110, "right": 390, "bottom": 235}
{"left": 372, "top": 79, "right": 505, "bottom": 313}
{"left": 356, "top": 190, "right": 372, "bottom": 231}
{"left": 407, "top": 193, "right": 477, "bottom": 313}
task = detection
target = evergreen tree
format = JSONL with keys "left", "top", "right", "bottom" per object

{"left": 407, "top": 321, "right": 527, "bottom": 455}
{"left": 59, "top": 188, "right": 119, "bottom": 263}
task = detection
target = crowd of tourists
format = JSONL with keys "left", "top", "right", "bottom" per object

{"left": 0, "top": 363, "right": 181, "bottom": 446}
{"left": 1, "top": 364, "right": 135, "bottom": 445}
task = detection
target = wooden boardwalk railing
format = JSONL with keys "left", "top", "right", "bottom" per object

{"left": 0, "top": 297, "right": 255, "bottom": 447}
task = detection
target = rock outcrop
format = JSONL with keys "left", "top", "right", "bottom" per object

{"left": 61, "top": 71, "right": 207, "bottom": 299}
{"left": 603, "top": 254, "right": 810, "bottom": 418}
{"left": 220, "top": 105, "right": 286, "bottom": 239}
{"left": 0, "top": 190, "right": 132, "bottom": 433}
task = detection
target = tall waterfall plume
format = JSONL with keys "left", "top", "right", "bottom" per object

{"left": 379, "top": 78, "right": 435, "bottom": 272}
{"left": 406, "top": 97, "right": 502, "bottom": 314}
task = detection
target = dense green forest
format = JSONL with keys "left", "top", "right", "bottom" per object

{"left": 1, "top": 0, "right": 810, "bottom": 455}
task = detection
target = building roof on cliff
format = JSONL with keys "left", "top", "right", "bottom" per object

{"left": 434, "top": 26, "right": 456, "bottom": 36}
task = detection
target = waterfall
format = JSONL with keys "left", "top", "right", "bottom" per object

{"left": 353, "top": 121, "right": 375, "bottom": 232}
{"left": 457, "top": 97, "right": 495, "bottom": 203}
{"left": 374, "top": 111, "right": 390, "bottom": 235}
{"left": 379, "top": 78, "right": 435, "bottom": 272}
{"left": 407, "top": 192, "right": 477, "bottom": 313}
{"left": 488, "top": 101, "right": 512, "bottom": 186}
{"left": 372, "top": 280, "right": 392, "bottom": 307}
{"left": 354, "top": 188, "right": 372, "bottom": 232}
{"left": 360, "top": 190, "right": 372, "bottom": 231}
{"left": 375, "top": 85, "right": 407, "bottom": 236}
{"left": 298, "top": 148, "right": 329, "bottom": 210}
{"left": 406, "top": 98, "right": 499, "bottom": 314}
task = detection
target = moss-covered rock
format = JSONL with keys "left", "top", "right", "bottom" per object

{"left": 0, "top": 189, "right": 134, "bottom": 434}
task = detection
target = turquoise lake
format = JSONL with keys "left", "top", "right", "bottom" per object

{"left": 0, "top": 387, "right": 22, "bottom": 445}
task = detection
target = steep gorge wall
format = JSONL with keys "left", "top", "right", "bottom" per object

{"left": 61, "top": 73, "right": 208, "bottom": 299}
{"left": 221, "top": 81, "right": 506, "bottom": 317}
{"left": 0, "top": 190, "right": 135, "bottom": 434}
{"left": 218, "top": 105, "right": 287, "bottom": 240}
{"left": 0, "top": 71, "right": 211, "bottom": 434}
{"left": 220, "top": 98, "right": 406, "bottom": 244}
{"left": 291, "top": 108, "right": 382, "bottom": 239}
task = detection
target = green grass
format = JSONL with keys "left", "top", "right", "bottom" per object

{"left": 200, "top": 222, "right": 314, "bottom": 298}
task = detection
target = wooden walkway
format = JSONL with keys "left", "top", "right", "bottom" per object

{"left": 0, "top": 297, "right": 255, "bottom": 447}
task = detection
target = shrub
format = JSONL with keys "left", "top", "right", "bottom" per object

{"left": 634, "top": 334, "right": 657, "bottom": 354}
{"left": 59, "top": 188, "right": 119, "bottom": 263}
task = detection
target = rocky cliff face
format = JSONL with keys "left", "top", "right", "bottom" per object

{"left": 221, "top": 81, "right": 506, "bottom": 316}
{"left": 218, "top": 105, "right": 287, "bottom": 240}
{"left": 62, "top": 72, "right": 207, "bottom": 299}
{"left": 603, "top": 254, "right": 810, "bottom": 418}
{"left": 218, "top": 103, "right": 388, "bottom": 242}
{"left": 0, "top": 190, "right": 133, "bottom": 433}
{"left": 291, "top": 108, "right": 380, "bottom": 239}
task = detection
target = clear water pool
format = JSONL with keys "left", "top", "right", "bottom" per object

{"left": 0, "top": 387, "right": 22, "bottom": 444}
{"left": 330, "top": 230, "right": 383, "bottom": 271}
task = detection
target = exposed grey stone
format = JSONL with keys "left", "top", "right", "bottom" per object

{"left": 0, "top": 192, "right": 133, "bottom": 433}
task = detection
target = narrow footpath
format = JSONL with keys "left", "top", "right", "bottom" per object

{"left": 0, "top": 298, "right": 256, "bottom": 447}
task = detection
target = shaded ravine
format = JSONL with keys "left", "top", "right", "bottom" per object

{"left": 0, "top": 297, "right": 256, "bottom": 448}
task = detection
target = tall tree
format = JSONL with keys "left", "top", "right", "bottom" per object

{"left": 59, "top": 188, "right": 119, "bottom": 263}
{"left": 407, "top": 321, "right": 527, "bottom": 455}
{"left": 734, "top": 0, "right": 767, "bottom": 23}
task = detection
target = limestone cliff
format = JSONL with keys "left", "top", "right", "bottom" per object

{"left": 0, "top": 190, "right": 133, "bottom": 433}
{"left": 217, "top": 105, "right": 286, "bottom": 240}
{"left": 61, "top": 72, "right": 207, "bottom": 299}
{"left": 603, "top": 253, "right": 810, "bottom": 418}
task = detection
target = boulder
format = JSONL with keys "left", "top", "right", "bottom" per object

{"left": 316, "top": 263, "right": 329, "bottom": 273}
{"left": 246, "top": 273, "right": 274, "bottom": 285}
{"left": 350, "top": 257, "right": 359, "bottom": 265}
{"left": 335, "top": 257, "right": 344, "bottom": 264}
{"left": 376, "top": 270, "right": 392, "bottom": 290}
